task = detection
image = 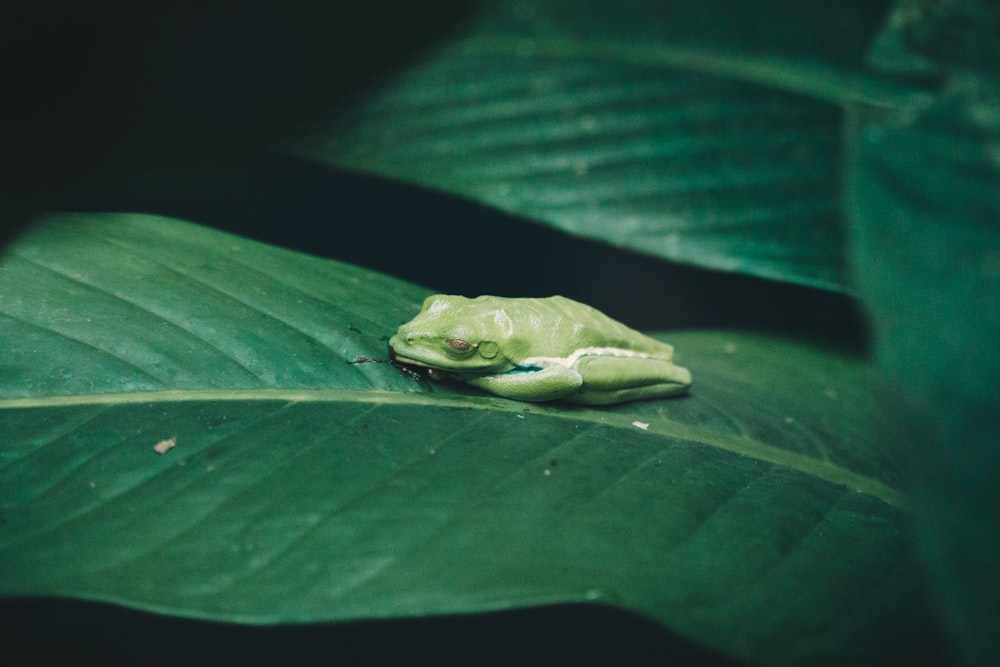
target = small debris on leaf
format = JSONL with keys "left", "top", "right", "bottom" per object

{"left": 347, "top": 356, "right": 385, "bottom": 365}
{"left": 153, "top": 437, "right": 177, "bottom": 455}
{"left": 390, "top": 359, "right": 424, "bottom": 381}
{"left": 632, "top": 421, "right": 650, "bottom": 431}
{"left": 348, "top": 355, "right": 424, "bottom": 380}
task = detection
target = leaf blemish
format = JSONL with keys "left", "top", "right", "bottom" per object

{"left": 347, "top": 356, "right": 384, "bottom": 365}
{"left": 390, "top": 360, "right": 424, "bottom": 381}
{"left": 153, "top": 437, "right": 177, "bottom": 455}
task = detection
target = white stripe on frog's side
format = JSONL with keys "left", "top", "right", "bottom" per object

{"left": 519, "top": 346, "right": 656, "bottom": 370}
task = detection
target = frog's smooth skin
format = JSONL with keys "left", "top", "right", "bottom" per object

{"left": 389, "top": 295, "right": 692, "bottom": 405}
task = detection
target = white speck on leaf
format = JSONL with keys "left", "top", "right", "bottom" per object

{"left": 153, "top": 437, "right": 177, "bottom": 455}
{"left": 632, "top": 421, "right": 650, "bottom": 430}
{"left": 579, "top": 115, "right": 598, "bottom": 132}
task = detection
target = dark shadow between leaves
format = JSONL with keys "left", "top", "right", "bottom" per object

{"left": 1, "top": 597, "right": 747, "bottom": 667}
{"left": 57, "top": 151, "right": 869, "bottom": 352}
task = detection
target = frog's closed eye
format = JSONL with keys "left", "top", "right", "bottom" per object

{"left": 445, "top": 338, "right": 473, "bottom": 352}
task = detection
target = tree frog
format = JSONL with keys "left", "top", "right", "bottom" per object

{"left": 389, "top": 295, "right": 692, "bottom": 405}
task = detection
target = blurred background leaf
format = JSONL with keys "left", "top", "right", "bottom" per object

{"left": 847, "top": 2, "right": 1000, "bottom": 666}
{"left": 283, "top": 0, "right": 923, "bottom": 292}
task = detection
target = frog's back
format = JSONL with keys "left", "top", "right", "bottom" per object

{"left": 498, "top": 295, "right": 675, "bottom": 360}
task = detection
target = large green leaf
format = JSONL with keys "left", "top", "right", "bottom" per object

{"left": 283, "top": 0, "right": 919, "bottom": 293}
{"left": 1, "top": 214, "right": 938, "bottom": 666}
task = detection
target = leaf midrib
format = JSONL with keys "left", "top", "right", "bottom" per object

{"left": 1, "top": 389, "right": 905, "bottom": 509}
{"left": 457, "top": 35, "right": 927, "bottom": 109}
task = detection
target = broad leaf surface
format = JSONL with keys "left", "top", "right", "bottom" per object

{"left": 1, "top": 214, "right": 937, "bottom": 666}
{"left": 284, "top": 0, "right": 914, "bottom": 293}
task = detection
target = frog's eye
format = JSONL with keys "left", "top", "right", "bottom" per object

{"left": 445, "top": 338, "right": 473, "bottom": 352}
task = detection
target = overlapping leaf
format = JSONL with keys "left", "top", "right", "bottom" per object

{"left": 848, "top": 7, "right": 1000, "bottom": 659}
{"left": 283, "top": 0, "right": 914, "bottom": 292}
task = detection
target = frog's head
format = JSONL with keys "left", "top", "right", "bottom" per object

{"left": 389, "top": 295, "right": 515, "bottom": 377}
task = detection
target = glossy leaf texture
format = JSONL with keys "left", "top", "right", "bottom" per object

{"left": 283, "top": 0, "right": 913, "bottom": 293}
{"left": 0, "top": 214, "right": 446, "bottom": 399}
{"left": 1, "top": 214, "right": 939, "bottom": 666}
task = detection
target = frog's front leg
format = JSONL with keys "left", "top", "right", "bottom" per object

{"left": 569, "top": 355, "right": 692, "bottom": 405}
{"left": 465, "top": 365, "right": 583, "bottom": 402}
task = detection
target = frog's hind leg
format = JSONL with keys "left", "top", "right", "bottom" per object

{"left": 466, "top": 365, "right": 583, "bottom": 402}
{"left": 569, "top": 356, "right": 692, "bottom": 405}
